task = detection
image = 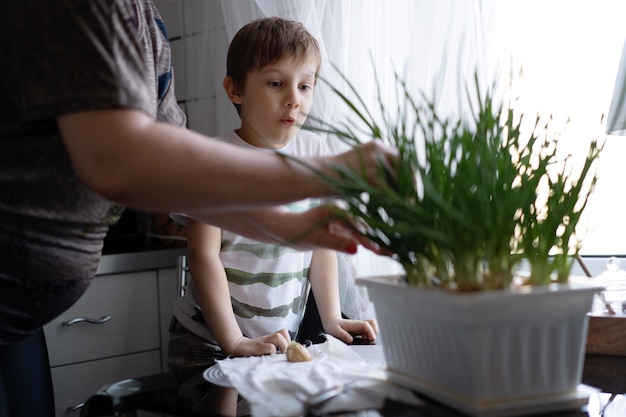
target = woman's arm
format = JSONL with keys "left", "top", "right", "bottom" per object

{"left": 58, "top": 109, "right": 324, "bottom": 211}
{"left": 187, "top": 218, "right": 290, "bottom": 356}
{"left": 188, "top": 203, "right": 382, "bottom": 255}
{"left": 58, "top": 109, "right": 395, "bottom": 254}
{"left": 309, "top": 249, "right": 378, "bottom": 343}
{"left": 57, "top": 109, "right": 397, "bottom": 212}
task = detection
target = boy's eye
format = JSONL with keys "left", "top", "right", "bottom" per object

{"left": 268, "top": 81, "right": 281, "bottom": 87}
{"left": 300, "top": 84, "right": 313, "bottom": 92}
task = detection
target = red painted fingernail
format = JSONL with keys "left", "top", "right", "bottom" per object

{"left": 345, "top": 243, "right": 358, "bottom": 254}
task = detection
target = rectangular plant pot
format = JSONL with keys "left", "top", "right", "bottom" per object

{"left": 357, "top": 276, "right": 601, "bottom": 416}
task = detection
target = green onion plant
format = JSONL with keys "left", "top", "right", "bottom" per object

{"left": 305, "top": 69, "right": 603, "bottom": 291}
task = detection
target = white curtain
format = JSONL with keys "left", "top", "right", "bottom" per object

{"left": 219, "top": 1, "right": 348, "bottom": 152}
{"left": 213, "top": 1, "right": 513, "bottom": 280}
{"left": 181, "top": 0, "right": 626, "bottom": 289}
{"left": 216, "top": 0, "right": 521, "bottom": 139}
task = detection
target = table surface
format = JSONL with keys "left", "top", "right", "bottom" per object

{"left": 79, "top": 352, "right": 626, "bottom": 417}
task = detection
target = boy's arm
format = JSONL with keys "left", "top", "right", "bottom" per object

{"left": 308, "top": 249, "right": 342, "bottom": 327}
{"left": 309, "top": 249, "right": 378, "bottom": 343}
{"left": 187, "top": 218, "right": 289, "bottom": 356}
{"left": 186, "top": 218, "right": 242, "bottom": 352}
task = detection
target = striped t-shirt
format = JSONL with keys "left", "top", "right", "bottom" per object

{"left": 172, "top": 129, "right": 334, "bottom": 343}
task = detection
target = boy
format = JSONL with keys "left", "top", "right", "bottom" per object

{"left": 168, "top": 17, "right": 378, "bottom": 377}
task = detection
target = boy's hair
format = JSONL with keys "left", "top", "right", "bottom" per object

{"left": 226, "top": 17, "right": 322, "bottom": 114}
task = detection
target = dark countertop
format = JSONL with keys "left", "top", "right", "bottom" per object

{"left": 96, "top": 248, "right": 186, "bottom": 276}
{"left": 99, "top": 208, "right": 187, "bottom": 276}
{"left": 81, "top": 353, "right": 625, "bottom": 417}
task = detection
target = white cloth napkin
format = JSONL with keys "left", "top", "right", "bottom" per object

{"left": 215, "top": 335, "right": 422, "bottom": 417}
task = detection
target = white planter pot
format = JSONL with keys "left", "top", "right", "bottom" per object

{"left": 357, "top": 276, "right": 602, "bottom": 416}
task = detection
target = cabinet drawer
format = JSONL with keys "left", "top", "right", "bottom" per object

{"left": 44, "top": 271, "right": 160, "bottom": 367}
{"left": 51, "top": 350, "right": 161, "bottom": 417}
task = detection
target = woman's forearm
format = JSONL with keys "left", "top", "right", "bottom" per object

{"left": 188, "top": 205, "right": 366, "bottom": 254}
{"left": 59, "top": 109, "right": 331, "bottom": 211}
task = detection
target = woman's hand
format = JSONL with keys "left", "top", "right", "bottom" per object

{"left": 189, "top": 202, "right": 386, "bottom": 255}
{"left": 321, "top": 140, "right": 399, "bottom": 188}
{"left": 274, "top": 203, "right": 385, "bottom": 255}
{"left": 229, "top": 329, "right": 291, "bottom": 357}
{"left": 322, "top": 318, "right": 379, "bottom": 345}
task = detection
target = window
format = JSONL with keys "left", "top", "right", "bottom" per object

{"left": 321, "top": 0, "right": 626, "bottom": 258}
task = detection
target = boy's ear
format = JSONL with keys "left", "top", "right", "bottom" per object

{"left": 223, "top": 77, "right": 243, "bottom": 104}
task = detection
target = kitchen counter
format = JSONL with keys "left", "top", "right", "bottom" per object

{"left": 80, "top": 352, "right": 625, "bottom": 417}
{"left": 96, "top": 248, "right": 186, "bottom": 275}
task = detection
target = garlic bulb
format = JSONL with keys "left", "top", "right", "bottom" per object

{"left": 286, "top": 341, "right": 312, "bottom": 362}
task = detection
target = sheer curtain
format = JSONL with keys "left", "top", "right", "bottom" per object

{"left": 219, "top": 0, "right": 348, "bottom": 151}
{"left": 217, "top": 0, "right": 516, "bottom": 141}
{"left": 181, "top": 1, "right": 626, "bottom": 287}
{"left": 215, "top": 0, "right": 518, "bottom": 280}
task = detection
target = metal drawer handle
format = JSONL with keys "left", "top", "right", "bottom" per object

{"left": 67, "top": 402, "right": 84, "bottom": 413}
{"left": 63, "top": 315, "right": 112, "bottom": 326}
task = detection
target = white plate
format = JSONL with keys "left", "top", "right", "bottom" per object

{"left": 202, "top": 365, "right": 232, "bottom": 387}
{"left": 604, "top": 394, "right": 626, "bottom": 417}
{"left": 202, "top": 345, "right": 381, "bottom": 389}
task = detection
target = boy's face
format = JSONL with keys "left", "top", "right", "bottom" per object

{"left": 231, "top": 56, "right": 317, "bottom": 149}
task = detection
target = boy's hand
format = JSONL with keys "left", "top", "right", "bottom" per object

{"left": 230, "top": 329, "right": 291, "bottom": 357}
{"left": 323, "top": 318, "right": 378, "bottom": 345}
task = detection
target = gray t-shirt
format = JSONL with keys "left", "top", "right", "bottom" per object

{"left": 0, "top": 0, "right": 186, "bottom": 343}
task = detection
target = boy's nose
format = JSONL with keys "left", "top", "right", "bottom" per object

{"left": 285, "top": 90, "right": 299, "bottom": 108}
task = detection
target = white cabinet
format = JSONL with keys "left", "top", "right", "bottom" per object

{"left": 45, "top": 271, "right": 160, "bottom": 367}
{"left": 44, "top": 257, "right": 181, "bottom": 417}
{"left": 50, "top": 351, "right": 160, "bottom": 416}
